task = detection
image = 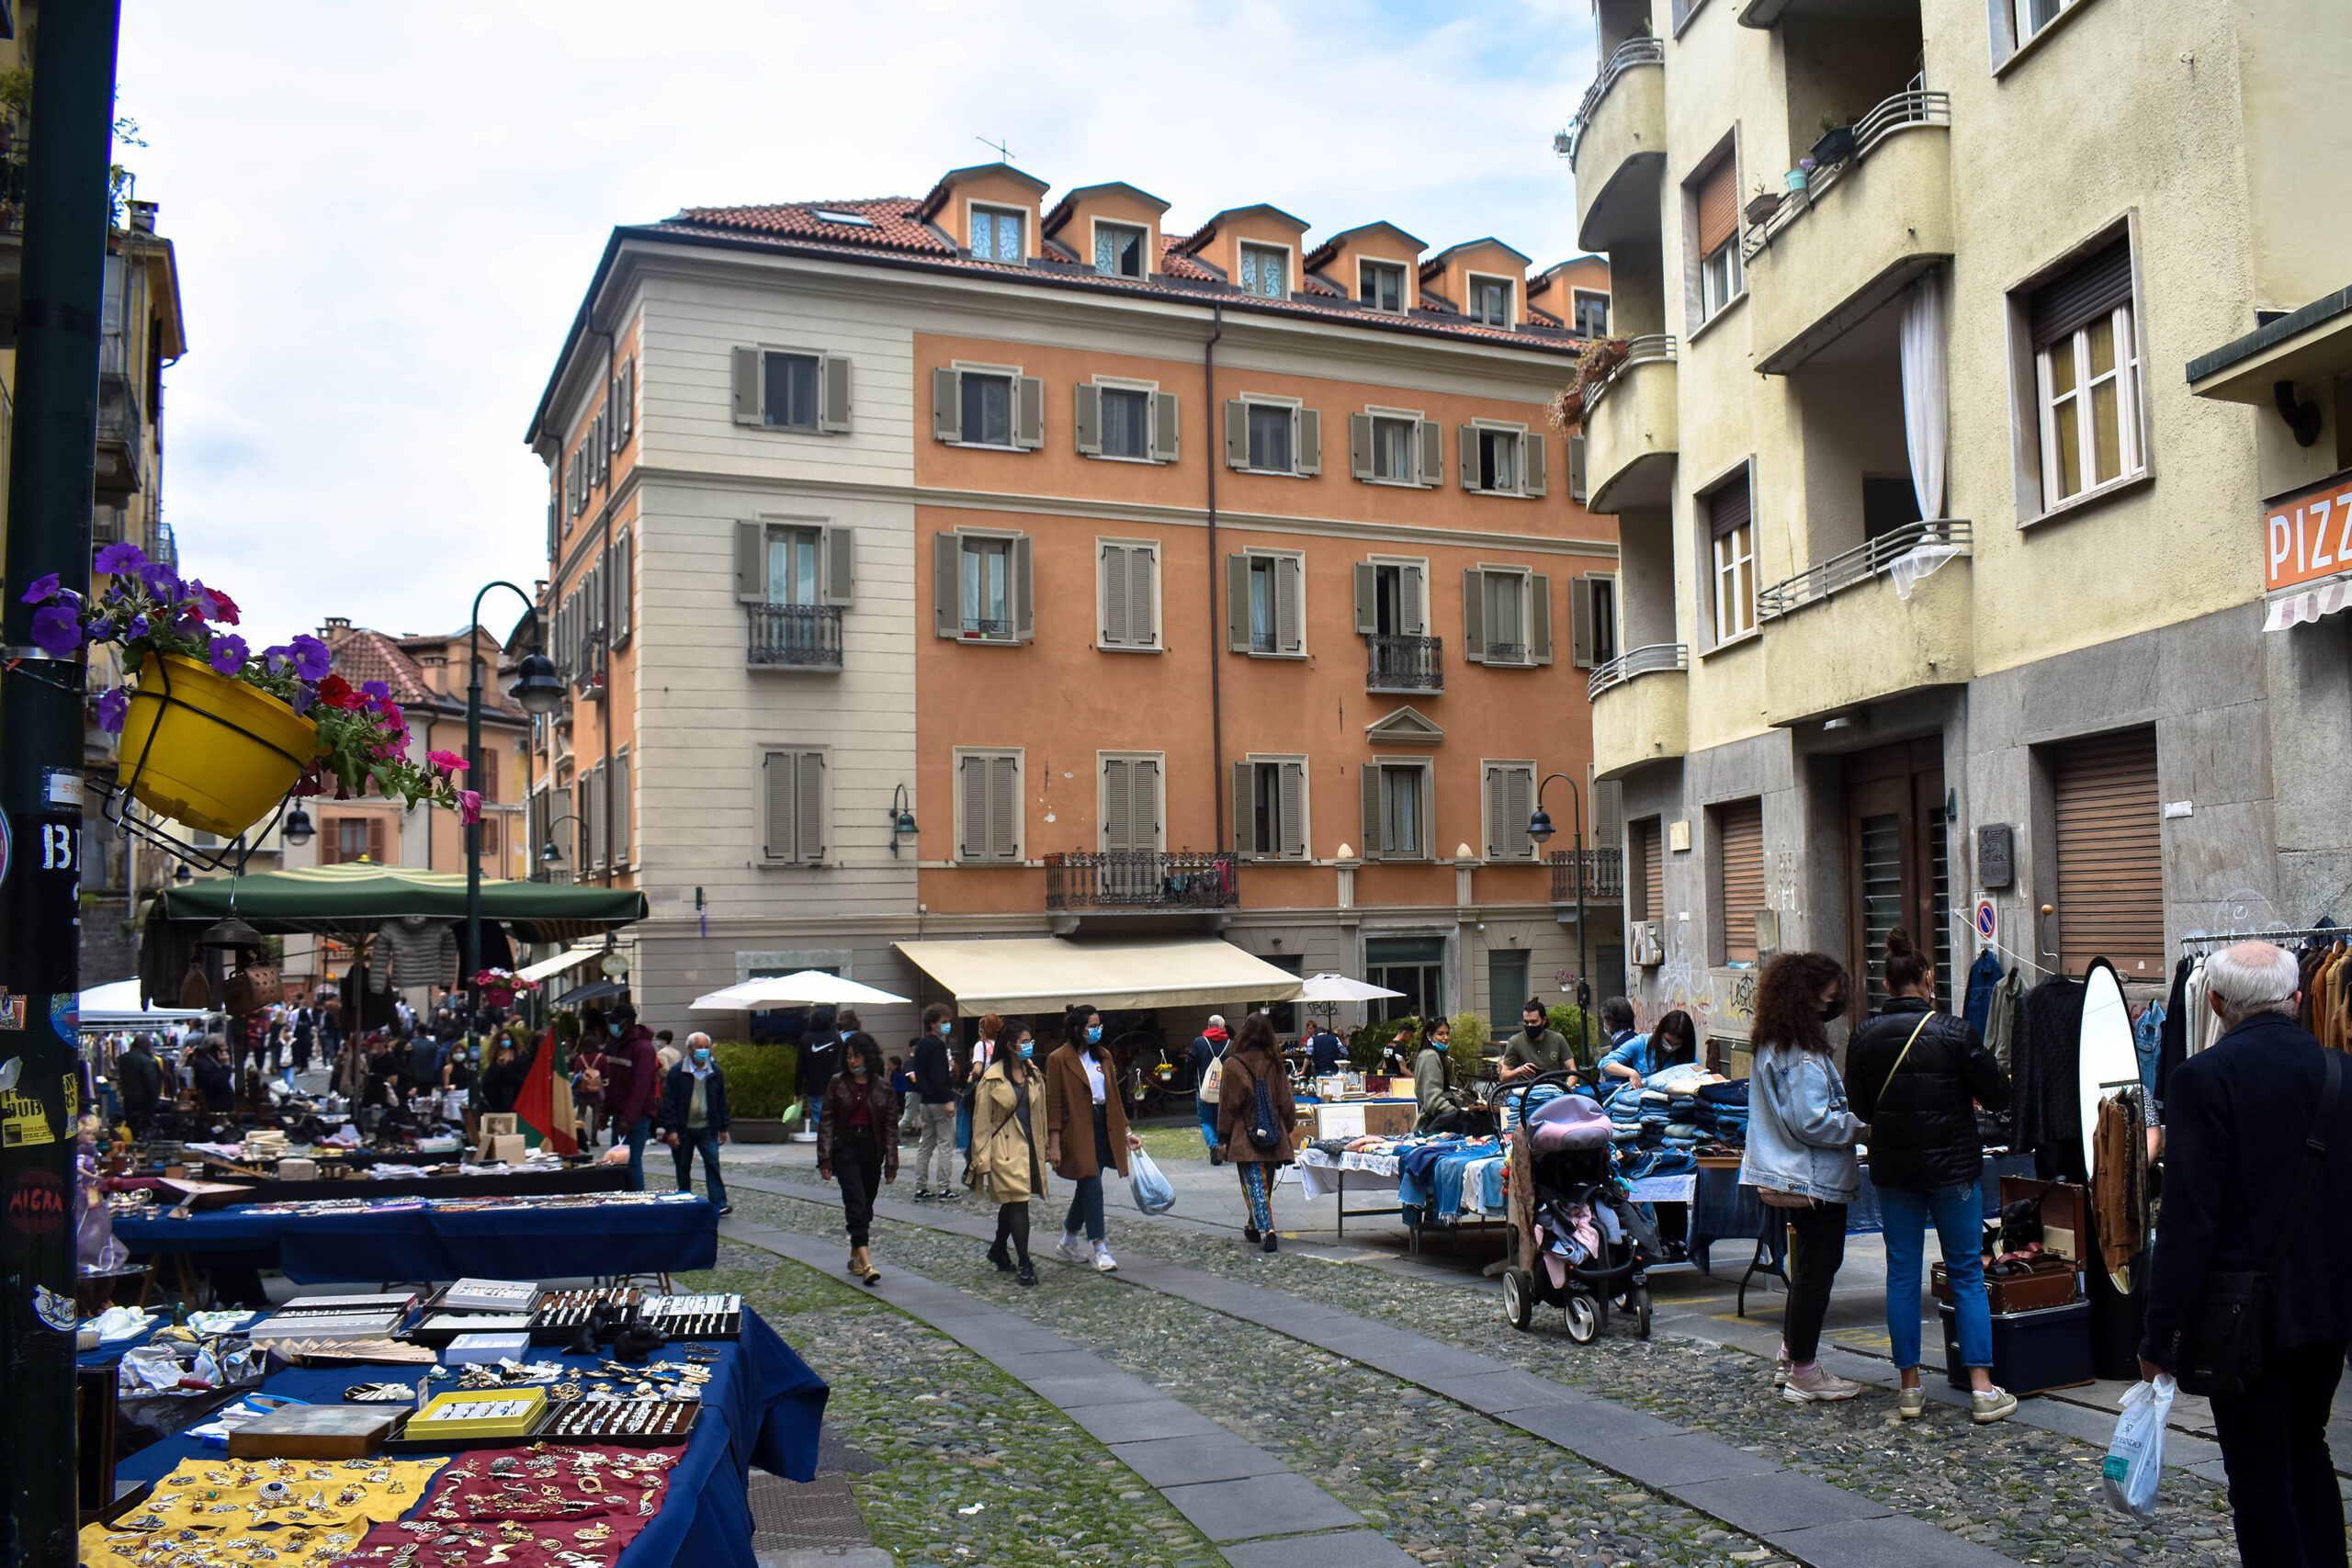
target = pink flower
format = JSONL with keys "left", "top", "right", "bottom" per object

{"left": 425, "top": 749, "right": 469, "bottom": 777}
{"left": 458, "top": 790, "right": 482, "bottom": 825}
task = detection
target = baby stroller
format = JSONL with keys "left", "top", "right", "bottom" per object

{"left": 1500, "top": 1072, "right": 1665, "bottom": 1342}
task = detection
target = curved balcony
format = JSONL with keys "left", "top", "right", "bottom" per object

{"left": 1580, "top": 336, "right": 1677, "bottom": 513}
{"left": 1589, "top": 643, "right": 1689, "bottom": 779}
{"left": 1757, "top": 521, "right": 1974, "bottom": 727}
{"left": 1568, "top": 39, "right": 1666, "bottom": 254}
{"left": 1746, "top": 91, "right": 1953, "bottom": 376}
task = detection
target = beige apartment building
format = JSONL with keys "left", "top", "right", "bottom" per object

{"left": 1567, "top": 0, "right": 2352, "bottom": 1046}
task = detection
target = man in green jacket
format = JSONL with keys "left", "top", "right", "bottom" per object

{"left": 1498, "top": 998, "right": 1581, "bottom": 1086}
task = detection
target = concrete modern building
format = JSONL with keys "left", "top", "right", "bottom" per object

{"left": 525, "top": 163, "right": 1628, "bottom": 1044}
{"left": 1566, "top": 0, "right": 2352, "bottom": 1055}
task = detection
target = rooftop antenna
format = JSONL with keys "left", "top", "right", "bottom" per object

{"left": 975, "top": 134, "right": 1016, "bottom": 164}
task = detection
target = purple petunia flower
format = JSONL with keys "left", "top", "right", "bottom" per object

{"left": 208, "top": 634, "right": 249, "bottom": 675}
{"left": 289, "top": 682, "right": 317, "bottom": 716}
{"left": 126, "top": 615, "right": 150, "bottom": 639}
{"left": 360, "top": 680, "right": 390, "bottom": 701}
{"left": 288, "top": 634, "right": 332, "bottom": 682}
{"left": 93, "top": 542, "right": 148, "bottom": 575}
{"left": 30, "top": 604, "right": 82, "bottom": 657}
{"left": 96, "top": 686, "right": 129, "bottom": 733}
{"left": 19, "top": 571, "right": 59, "bottom": 604}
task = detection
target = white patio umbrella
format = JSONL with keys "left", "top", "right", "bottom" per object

{"left": 687, "top": 971, "right": 910, "bottom": 1013}
{"left": 1292, "top": 972, "right": 1405, "bottom": 1003}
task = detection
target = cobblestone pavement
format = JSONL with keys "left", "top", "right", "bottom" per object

{"left": 731, "top": 1180, "right": 2246, "bottom": 1568}
{"left": 677, "top": 1242, "right": 1222, "bottom": 1568}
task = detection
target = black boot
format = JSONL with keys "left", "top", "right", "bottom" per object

{"left": 1262, "top": 1231, "right": 1279, "bottom": 1253}
{"left": 1014, "top": 1259, "right": 1037, "bottom": 1287}
{"left": 987, "top": 1241, "right": 1013, "bottom": 1273}
{"left": 1243, "top": 1224, "right": 1259, "bottom": 1244}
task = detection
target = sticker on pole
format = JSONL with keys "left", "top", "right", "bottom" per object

{"left": 1974, "top": 898, "right": 1998, "bottom": 946}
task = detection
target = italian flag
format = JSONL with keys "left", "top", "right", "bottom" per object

{"left": 514, "top": 1028, "right": 578, "bottom": 1156}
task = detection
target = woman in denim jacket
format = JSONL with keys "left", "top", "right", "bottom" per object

{"left": 1739, "top": 951, "right": 1865, "bottom": 1404}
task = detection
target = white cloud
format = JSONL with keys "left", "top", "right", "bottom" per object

{"left": 117, "top": 0, "right": 1593, "bottom": 649}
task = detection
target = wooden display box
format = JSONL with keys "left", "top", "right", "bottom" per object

{"left": 1998, "top": 1175, "right": 2086, "bottom": 1264}
{"left": 1933, "top": 1258, "right": 2080, "bottom": 1314}
{"left": 227, "top": 1404, "right": 397, "bottom": 1459}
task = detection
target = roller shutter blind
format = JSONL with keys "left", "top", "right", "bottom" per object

{"left": 2030, "top": 238, "right": 2132, "bottom": 348}
{"left": 2052, "top": 728, "right": 2163, "bottom": 977}
{"left": 1632, "top": 818, "right": 1663, "bottom": 923}
{"left": 1716, "top": 798, "right": 1765, "bottom": 963}
{"left": 1695, "top": 153, "right": 1740, "bottom": 257}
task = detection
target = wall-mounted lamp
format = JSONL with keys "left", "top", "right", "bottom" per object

{"left": 888, "top": 784, "right": 919, "bottom": 858}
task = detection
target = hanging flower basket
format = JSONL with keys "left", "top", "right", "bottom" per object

{"left": 118, "top": 654, "right": 319, "bottom": 838}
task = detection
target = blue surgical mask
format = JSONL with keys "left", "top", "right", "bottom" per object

{"left": 1017, "top": 1041, "right": 1034, "bottom": 1060}
{"left": 938, "top": 1021, "right": 954, "bottom": 1037}
{"left": 692, "top": 1048, "right": 710, "bottom": 1066}
{"left": 1085, "top": 1026, "right": 1102, "bottom": 1045}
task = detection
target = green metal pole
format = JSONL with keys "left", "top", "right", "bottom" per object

{"left": 0, "top": 3, "right": 125, "bottom": 1560}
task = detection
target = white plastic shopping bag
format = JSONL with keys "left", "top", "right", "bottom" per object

{"left": 2101, "top": 1373, "right": 2176, "bottom": 1518}
{"left": 1129, "top": 1148, "right": 1177, "bottom": 1215}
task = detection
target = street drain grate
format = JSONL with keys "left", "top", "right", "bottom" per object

{"left": 749, "top": 1471, "right": 871, "bottom": 1551}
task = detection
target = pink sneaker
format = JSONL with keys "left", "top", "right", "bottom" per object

{"left": 1781, "top": 1364, "right": 1864, "bottom": 1404}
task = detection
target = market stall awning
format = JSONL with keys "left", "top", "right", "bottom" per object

{"left": 77, "top": 978, "right": 209, "bottom": 1028}
{"left": 516, "top": 946, "right": 605, "bottom": 984}
{"left": 157, "top": 863, "right": 647, "bottom": 936}
{"left": 893, "top": 936, "right": 1303, "bottom": 1017}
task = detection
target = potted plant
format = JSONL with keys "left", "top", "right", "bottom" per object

{"left": 1787, "top": 156, "right": 1815, "bottom": 193}
{"left": 21, "top": 542, "right": 481, "bottom": 838}
{"left": 1745, "top": 179, "right": 1784, "bottom": 224}
{"left": 472, "top": 969, "right": 538, "bottom": 1010}
{"left": 1810, "top": 114, "right": 1857, "bottom": 166}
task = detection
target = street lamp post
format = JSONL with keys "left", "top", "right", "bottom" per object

{"left": 537, "top": 814, "right": 582, "bottom": 882}
{"left": 464, "top": 582, "right": 564, "bottom": 1017}
{"left": 1527, "top": 773, "right": 1589, "bottom": 1056}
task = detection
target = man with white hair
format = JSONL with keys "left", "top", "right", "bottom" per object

{"left": 659, "top": 1030, "right": 732, "bottom": 1214}
{"left": 2141, "top": 940, "right": 2350, "bottom": 1566}
{"left": 1190, "top": 1015, "right": 1231, "bottom": 1164}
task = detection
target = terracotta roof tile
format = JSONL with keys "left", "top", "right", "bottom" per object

{"left": 322, "top": 627, "right": 522, "bottom": 717}
{"left": 668, "top": 197, "right": 951, "bottom": 255}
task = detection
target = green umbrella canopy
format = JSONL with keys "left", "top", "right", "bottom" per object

{"left": 158, "top": 862, "right": 645, "bottom": 936}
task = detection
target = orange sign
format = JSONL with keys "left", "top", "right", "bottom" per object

{"left": 2266, "top": 474, "right": 2352, "bottom": 592}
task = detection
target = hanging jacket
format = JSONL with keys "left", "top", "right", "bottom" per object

{"left": 1962, "top": 949, "right": 2004, "bottom": 1042}
{"left": 1847, "top": 998, "right": 2008, "bottom": 1190}
{"left": 2011, "top": 976, "right": 2086, "bottom": 1170}
{"left": 1982, "top": 963, "right": 2026, "bottom": 1077}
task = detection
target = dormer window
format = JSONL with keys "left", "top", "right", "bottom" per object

{"left": 1468, "top": 276, "right": 1513, "bottom": 326}
{"left": 1238, "top": 243, "right": 1287, "bottom": 299}
{"left": 971, "top": 206, "right": 1024, "bottom": 263}
{"left": 1573, "top": 290, "right": 1610, "bottom": 336}
{"left": 1360, "top": 261, "right": 1406, "bottom": 313}
{"left": 1095, "top": 222, "right": 1147, "bottom": 278}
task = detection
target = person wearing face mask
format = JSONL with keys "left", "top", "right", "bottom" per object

{"left": 910, "top": 1004, "right": 961, "bottom": 1201}
{"left": 970, "top": 1023, "right": 1047, "bottom": 1285}
{"left": 817, "top": 1032, "right": 898, "bottom": 1284}
{"left": 1740, "top": 951, "right": 1865, "bottom": 1404}
{"left": 439, "top": 1034, "right": 477, "bottom": 1134}
{"left": 607, "top": 1011, "right": 663, "bottom": 1191}
{"left": 659, "top": 1031, "right": 732, "bottom": 1214}
{"left": 1046, "top": 1004, "right": 1141, "bottom": 1271}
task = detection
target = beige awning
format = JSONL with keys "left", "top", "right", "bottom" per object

{"left": 515, "top": 946, "right": 605, "bottom": 984}
{"left": 892, "top": 936, "right": 1303, "bottom": 1017}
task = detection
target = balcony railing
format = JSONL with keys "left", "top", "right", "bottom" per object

{"left": 569, "top": 630, "right": 607, "bottom": 696}
{"left": 1563, "top": 37, "right": 1666, "bottom": 164}
{"left": 748, "top": 603, "right": 843, "bottom": 669}
{"left": 1045, "top": 851, "right": 1239, "bottom": 911}
{"left": 1366, "top": 633, "right": 1443, "bottom": 693}
{"left": 1756, "top": 518, "right": 1973, "bottom": 620}
{"left": 1587, "top": 641, "right": 1688, "bottom": 701}
{"left": 1551, "top": 848, "right": 1626, "bottom": 904}
{"left": 1744, "top": 89, "right": 1950, "bottom": 261}
{"left": 1582, "top": 334, "right": 1677, "bottom": 417}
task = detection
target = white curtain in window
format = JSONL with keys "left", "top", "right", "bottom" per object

{"left": 1894, "top": 268, "right": 1961, "bottom": 603}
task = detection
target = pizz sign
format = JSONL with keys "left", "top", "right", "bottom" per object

{"left": 2266, "top": 473, "right": 2352, "bottom": 592}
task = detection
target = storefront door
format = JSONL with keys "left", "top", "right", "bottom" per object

{"left": 1841, "top": 739, "right": 1952, "bottom": 1019}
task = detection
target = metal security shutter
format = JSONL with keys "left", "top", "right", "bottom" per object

{"left": 1716, "top": 798, "right": 1765, "bottom": 963}
{"left": 1632, "top": 818, "right": 1663, "bottom": 923}
{"left": 1695, "top": 153, "right": 1740, "bottom": 257}
{"left": 2053, "top": 728, "right": 2164, "bottom": 977}
{"left": 2030, "top": 237, "right": 2132, "bottom": 348}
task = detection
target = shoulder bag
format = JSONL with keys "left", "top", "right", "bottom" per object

{"left": 1246, "top": 1058, "right": 1282, "bottom": 1153}
{"left": 1197, "top": 1042, "right": 1225, "bottom": 1104}
{"left": 2177, "top": 1048, "right": 2341, "bottom": 1398}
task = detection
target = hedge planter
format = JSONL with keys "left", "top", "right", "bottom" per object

{"left": 118, "top": 654, "right": 318, "bottom": 837}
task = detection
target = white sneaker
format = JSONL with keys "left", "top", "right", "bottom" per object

{"left": 1056, "top": 1231, "right": 1088, "bottom": 1264}
{"left": 1092, "top": 1243, "right": 1119, "bottom": 1272}
{"left": 1972, "top": 1386, "right": 2018, "bottom": 1425}
{"left": 1896, "top": 1386, "right": 1928, "bottom": 1419}
{"left": 1773, "top": 1345, "right": 1792, "bottom": 1388}
{"left": 1781, "top": 1364, "right": 1865, "bottom": 1404}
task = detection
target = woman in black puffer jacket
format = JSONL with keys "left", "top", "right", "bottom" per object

{"left": 1848, "top": 928, "right": 2016, "bottom": 1425}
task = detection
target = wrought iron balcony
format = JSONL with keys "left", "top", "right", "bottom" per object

{"left": 1743, "top": 88, "right": 1951, "bottom": 263}
{"left": 1045, "top": 851, "right": 1239, "bottom": 911}
{"left": 1366, "top": 633, "right": 1443, "bottom": 693}
{"left": 1551, "top": 848, "right": 1625, "bottom": 905}
{"left": 1755, "top": 518, "right": 1973, "bottom": 620}
{"left": 1587, "top": 641, "right": 1689, "bottom": 701}
{"left": 1563, "top": 37, "right": 1665, "bottom": 164}
{"left": 748, "top": 603, "right": 844, "bottom": 669}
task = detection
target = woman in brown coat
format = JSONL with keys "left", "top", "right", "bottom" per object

{"left": 969, "top": 1032, "right": 1047, "bottom": 1286}
{"left": 1044, "top": 1004, "right": 1139, "bottom": 1272}
{"left": 816, "top": 1032, "right": 898, "bottom": 1285}
{"left": 1216, "top": 1012, "right": 1298, "bottom": 1252}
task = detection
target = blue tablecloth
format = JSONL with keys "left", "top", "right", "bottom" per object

{"left": 111, "top": 1308, "right": 826, "bottom": 1568}
{"left": 1685, "top": 1154, "right": 2036, "bottom": 1275}
{"left": 112, "top": 1197, "right": 719, "bottom": 1283}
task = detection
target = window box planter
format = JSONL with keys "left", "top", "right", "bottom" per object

{"left": 1810, "top": 125, "right": 1858, "bottom": 165}
{"left": 1747, "top": 190, "right": 1785, "bottom": 223}
{"left": 118, "top": 654, "right": 319, "bottom": 838}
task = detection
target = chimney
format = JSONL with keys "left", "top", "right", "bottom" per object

{"left": 320, "top": 616, "right": 353, "bottom": 639}
{"left": 126, "top": 200, "right": 157, "bottom": 233}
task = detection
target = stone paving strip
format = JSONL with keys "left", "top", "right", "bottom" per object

{"left": 725, "top": 1180, "right": 2052, "bottom": 1568}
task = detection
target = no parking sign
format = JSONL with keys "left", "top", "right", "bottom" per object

{"left": 1973, "top": 898, "right": 1998, "bottom": 948}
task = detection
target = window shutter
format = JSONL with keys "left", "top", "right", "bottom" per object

{"left": 618, "top": 357, "right": 634, "bottom": 438}
{"left": 1403, "top": 563, "right": 1426, "bottom": 635}
{"left": 1012, "top": 536, "right": 1035, "bottom": 641}
{"left": 1102, "top": 759, "right": 1132, "bottom": 852}
{"left": 1352, "top": 562, "right": 1377, "bottom": 634}
{"left": 732, "top": 347, "right": 762, "bottom": 425}
{"left": 1136, "top": 757, "right": 1161, "bottom": 845}
{"left": 821, "top": 525, "right": 856, "bottom": 606}
{"left": 1100, "top": 544, "right": 1130, "bottom": 647}
{"left": 1350, "top": 413, "right": 1373, "bottom": 480}
{"left": 2052, "top": 728, "right": 2163, "bottom": 976}
{"left": 1128, "top": 545, "right": 1156, "bottom": 649}
{"left": 2030, "top": 238, "right": 2132, "bottom": 348}
{"left": 765, "top": 752, "right": 795, "bottom": 859}
{"left": 1484, "top": 766, "right": 1508, "bottom": 859}
{"left": 1014, "top": 375, "right": 1045, "bottom": 450}
{"left": 1696, "top": 153, "right": 1740, "bottom": 256}
{"left": 820, "top": 355, "right": 853, "bottom": 433}
{"left": 1227, "top": 555, "right": 1251, "bottom": 650}
{"left": 1232, "top": 761, "right": 1251, "bottom": 855}
{"left": 613, "top": 750, "right": 631, "bottom": 863}
{"left": 1530, "top": 574, "right": 1554, "bottom": 665}
{"left": 957, "top": 755, "right": 985, "bottom": 859}
{"left": 1224, "top": 400, "right": 1249, "bottom": 468}
{"left": 932, "top": 367, "right": 961, "bottom": 442}
{"left": 796, "top": 752, "right": 824, "bottom": 863}
{"left": 1717, "top": 798, "right": 1766, "bottom": 962}
{"left": 612, "top": 528, "right": 633, "bottom": 645}
{"left": 1280, "top": 761, "right": 1306, "bottom": 861}
{"left": 1275, "top": 555, "right": 1303, "bottom": 653}
{"left": 1569, "top": 434, "right": 1589, "bottom": 502}
{"left": 481, "top": 746, "right": 499, "bottom": 804}
{"left": 591, "top": 763, "right": 609, "bottom": 867}
{"left": 1460, "top": 424, "right": 1478, "bottom": 490}
{"left": 1592, "top": 778, "right": 1623, "bottom": 850}
{"left": 1361, "top": 764, "right": 1385, "bottom": 860}
{"left": 1419, "top": 419, "right": 1442, "bottom": 487}
{"left": 989, "top": 754, "right": 1019, "bottom": 860}
{"left": 1461, "top": 569, "right": 1487, "bottom": 663}
{"left": 367, "top": 817, "right": 385, "bottom": 863}
{"left": 1523, "top": 431, "right": 1547, "bottom": 497}
{"left": 1709, "top": 478, "right": 1752, "bottom": 538}
{"left": 1571, "top": 578, "right": 1596, "bottom": 668}
{"left": 1151, "top": 391, "right": 1180, "bottom": 461}
{"left": 933, "top": 534, "right": 961, "bottom": 637}
{"left": 1504, "top": 766, "right": 1533, "bottom": 860}
{"left": 1074, "top": 383, "right": 1102, "bottom": 457}
{"left": 1420, "top": 764, "right": 1437, "bottom": 859}
{"left": 1296, "top": 409, "right": 1321, "bottom": 476}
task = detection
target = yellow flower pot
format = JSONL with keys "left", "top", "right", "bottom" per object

{"left": 118, "top": 653, "right": 320, "bottom": 838}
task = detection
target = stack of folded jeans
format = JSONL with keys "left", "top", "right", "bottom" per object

{"left": 1694, "top": 1078, "right": 1750, "bottom": 1145}
{"left": 1636, "top": 1089, "right": 1671, "bottom": 1146}
{"left": 1609, "top": 1095, "right": 1645, "bottom": 1145}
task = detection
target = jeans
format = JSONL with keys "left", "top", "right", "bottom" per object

{"left": 1065, "top": 1175, "right": 1105, "bottom": 1243}
{"left": 832, "top": 1126, "right": 884, "bottom": 1250}
{"left": 2209, "top": 1338, "right": 2348, "bottom": 1568}
{"left": 1879, "top": 1180, "right": 1990, "bottom": 1371}
{"left": 625, "top": 1115, "right": 653, "bottom": 1190}
{"left": 916, "top": 1102, "right": 957, "bottom": 1190}
{"left": 1238, "top": 1162, "right": 1272, "bottom": 1232}
{"left": 1782, "top": 1201, "right": 1849, "bottom": 1364}
{"left": 1197, "top": 1100, "right": 1221, "bottom": 1155}
{"left": 671, "top": 1126, "right": 728, "bottom": 1209}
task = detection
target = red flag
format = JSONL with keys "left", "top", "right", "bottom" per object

{"left": 514, "top": 1028, "right": 578, "bottom": 1156}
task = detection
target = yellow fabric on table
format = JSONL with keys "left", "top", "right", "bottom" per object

{"left": 81, "top": 1454, "right": 448, "bottom": 1568}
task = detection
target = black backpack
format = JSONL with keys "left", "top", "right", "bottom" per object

{"left": 1247, "top": 1060, "right": 1281, "bottom": 1153}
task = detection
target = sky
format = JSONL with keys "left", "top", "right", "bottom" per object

{"left": 117, "top": 0, "right": 1596, "bottom": 652}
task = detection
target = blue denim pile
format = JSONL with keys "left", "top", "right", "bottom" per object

{"left": 1615, "top": 1146, "right": 1699, "bottom": 1180}
{"left": 1694, "top": 1078, "right": 1750, "bottom": 1144}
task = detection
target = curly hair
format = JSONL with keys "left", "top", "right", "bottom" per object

{"left": 1750, "top": 951, "right": 1849, "bottom": 1055}
{"left": 1231, "top": 1012, "right": 1279, "bottom": 1058}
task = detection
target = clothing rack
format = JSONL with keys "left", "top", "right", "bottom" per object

{"left": 2177, "top": 925, "right": 2340, "bottom": 952}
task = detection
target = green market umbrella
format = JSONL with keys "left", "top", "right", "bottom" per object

{"left": 158, "top": 862, "right": 645, "bottom": 937}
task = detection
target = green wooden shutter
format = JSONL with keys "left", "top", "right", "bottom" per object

{"left": 823, "top": 526, "right": 855, "bottom": 607}
{"left": 1012, "top": 536, "right": 1035, "bottom": 641}
{"left": 1523, "top": 431, "right": 1547, "bottom": 496}
{"left": 1419, "top": 419, "right": 1442, "bottom": 487}
{"left": 1275, "top": 556, "right": 1303, "bottom": 653}
{"left": 957, "top": 755, "right": 985, "bottom": 859}
{"left": 1074, "top": 383, "right": 1102, "bottom": 456}
{"left": 732, "top": 348, "right": 761, "bottom": 425}
{"left": 820, "top": 355, "right": 853, "bottom": 433}
{"left": 1569, "top": 434, "right": 1589, "bottom": 502}
{"left": 1014, "top": 376, "right": 1045, "bottom": 449}
{"left": 1296, "top": 409, "right": 1322, "bottom": 476}
{"left": 1136, "top": 757, "right": 1161, "bottom": 847}
{"left": 1350, "top": 413, "right": 1373, "bottom": 480}
{"left": 797, "top": 752, "right": 824, "bottom": 863}
{"left": 1361, "top": 764, "right": 1385, "bottom": 860}
{"left": 1129, "top": 546, "right": 1156, "bottom": 649}
{"left": 1459, "top": 424, "right": 1478, "bottom": 490}
{"left": 1224, "top": 400, "right": 1249, "bottom": 468}
{"left": 1353, "top": 562, "right": 1377, "bottom": 634}
{"left": 1280, "top": 761, "right": 1307, "bottom": 860}
{"left": 1530, "top": 574, "right": 1554, "bottom": 665}
{"left": 1232, "top": 761, "right": 1252, "bottom": 854}
{"left": 933, "top": 367, "right": 961, "bottom": 441}
{"left": 989, "top": 754, "right": 1019, "bottom": 859}
{"left": 763, "top": 752, "right": 793, "bottom": 859}
{"left": 1102, "top": 758, "right": 1133, "bottom": 851}
{"left": 1570, "top": 578, "right": 1595, "bottom": 668}
{"left": 1483, "top": 766, "right": 1508, "bottom": 859}
{"left": 1403, "top": 563, "right": 1426, "bottom": 635}
{"left": 933, "top": 534, "right": 961, "bottom": 637}
{"left": 1152, "top": 392, "right": 1180, "bottom": 461}
{"left": 1227, "top": 554, "right": 1251, "bottom": 650}
{"left": 1100, "top": 544, "right": 1129, "bottom": 648}
{"left": 1462, "top": 569, "right": 1487, "bottom": 663}
{"left": 1506, "top": 767, "right": 1533, "bottom": 861}
{"left": 735, "top": 522, "right": 765, "bottom": 603}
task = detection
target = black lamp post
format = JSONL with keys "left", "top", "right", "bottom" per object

{"left": 1527, "top": 773, "right": 1590, "bottom": 1055}
{"left": 466, "top": 583, "right": 565, "bottom": 1012}
{"left": 279, "top": 805, "right": 316, "bottom": 849}
{"left": 537, "top": 813, "right": 581, "bottom": 882}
